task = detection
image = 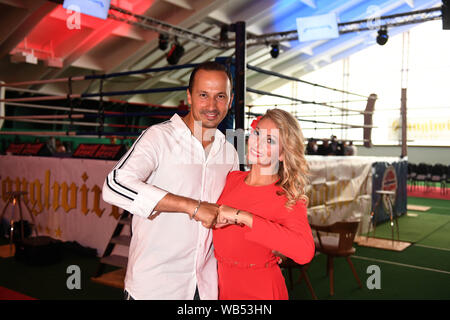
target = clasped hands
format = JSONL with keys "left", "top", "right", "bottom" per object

{"left": 192, "top": 202, "right": 284, "bottom": 263}
{"left": 192, "top": 202, "right": 240, "bottom": 229}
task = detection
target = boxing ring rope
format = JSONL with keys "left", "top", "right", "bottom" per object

{"left": 0, "top": 131, "right": 142, "bottom": 137}
{"left": 0, "top": 64, "right": 199, "bottom": 89}
{"left": 5, "top": 87, "right": 181, "bottom": 110}
{"left": 0, "top": 117, "right": 148, "bottom": 129}
{"left": 0, "top": 108, "right": 188, "bottom": 136}
{"left": 247, "top": 64, "right": 368, "bottom": 99}
{"left": 2, "top": 92, "right": 371, "bottom": 136}
{"left": 247, "top": 99, "right": 369, "bottom": 107}
{"left": 0, "top": 100, "right": 186, "bottom": 138}
{"left": 246, "top": 87, "right": 369, "bottom": 115}
{"left": 0, "top": 62, "right": 200, "bottom": 140}
{"left": 0, "top": 87, "right": 188, "bottom": 103}
{"left": 0, "top": 114, "right": 85, "bottom": 120}
{"left": 289, "top": 112, "right": 372, "bottom": 117}
{"left": 0, "top": 62, "right": 195, "bottom": 137}
{"left": 246, "top": 112, "right": 374, "bottom": 129}
{"left": 1, "top": 59, "right": 374, "bottom": 144}
{"left": 245, "top": 64, "right": 377, "bottom": 144}
{"left": 1, "top": 102, "right": 187, "bottom": 119}
{"left": 246, "top": 88, "right": 376, "bottom": 142}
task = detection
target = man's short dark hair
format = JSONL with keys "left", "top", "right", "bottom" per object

{"left": 188, "top": 61, "right": 233, "bottom": 94}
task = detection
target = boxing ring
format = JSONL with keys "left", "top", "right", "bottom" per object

{"left": 0, "top": 63, "right": 201, "bottom": 256}
{"left": 0, "top": 57, "right": 407, "bottom": 257}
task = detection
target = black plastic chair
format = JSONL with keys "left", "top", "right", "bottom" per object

{"left": 407, "top": 163, "right": 417, "bottom": 191}
{"left": 445, "top": 165, "right": 450, "bottom": 195}
{"left": 430, "top": 164, "right": 446, "bottom": 194}
{"left": 414, "top": 163, "right": 430, "bottom": 191}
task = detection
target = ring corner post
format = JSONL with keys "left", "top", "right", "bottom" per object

{"left": 363, "top": 93, "right": 377, "bottom": 148}
{"left": 400, "top": 88, "right": 407, "bottom": 159}
{"left": 232, "top": 21, "right": 246, "bottom": 170}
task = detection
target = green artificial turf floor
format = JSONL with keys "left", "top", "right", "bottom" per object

{"left": 0, "top": 196, "right": 448, "bottom": 300}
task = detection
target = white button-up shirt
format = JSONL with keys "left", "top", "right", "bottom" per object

{"left": 102, "top": 114, "right": 239, "bottom": 300}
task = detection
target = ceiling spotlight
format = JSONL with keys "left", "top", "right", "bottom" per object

{"left": 270, "top": 43, "right": 280, "bottom": 58}
{"left": 167, "top": 39, "right": 184, "bottom": 65}
{"left": 159, "top": 33, "right": 169, "bottom": 51}
{"left": 376, "top": 28, "right": 388, "bottom": 46}
{"left": 10, "top": 51, "right": 38, "bottom": 64}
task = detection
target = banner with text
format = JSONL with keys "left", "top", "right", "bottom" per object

{"left": 0, "top": 155, "right": 122, "bottom": 256}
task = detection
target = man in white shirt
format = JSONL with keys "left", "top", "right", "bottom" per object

{"left": 102, "top": 62, "right": 239, "bottom": 300}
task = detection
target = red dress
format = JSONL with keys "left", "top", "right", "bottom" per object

{"left": 213, "top": 171, "right": 315, "bottom": 300}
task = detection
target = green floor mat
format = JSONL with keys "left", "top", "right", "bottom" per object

{"left": 407, "top": 197, "right": 450, "bottom": 216}
{"left": 418, "top": 221, "right": 450, "bottom": 250}
{"left": 355, "top": 244, "right": 450, "bottom": 272}
{"left": 364, "top": 212, "right": 450, "bottom": 244}
{"left": 285, "top": 249, "right": 450, "bottom": 300}
{"left": 0, "top": 248, "right": 123, "bottom": 300}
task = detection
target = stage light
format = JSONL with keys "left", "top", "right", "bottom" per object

{"left": 376, "top": 28, "right": 388, "bottom": 45}
{"left": 167, "top": 40, "right": 184, "bottom": 65}
{"left": 44, "top": 57, "right": 63, "bottom": 68}
{"left": 158, "top": 33, "right": 169, "bottom": 51}
{"left": 270, "top": 43, "right": 280, "bottom": 58}
{"left": 10, "top": 51, "right": 37, "bottom": 64}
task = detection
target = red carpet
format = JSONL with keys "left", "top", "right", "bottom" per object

{"left": 408, "top": 185, "right": 450, "bottom": 200}
{"left": 0, "top": 286, "right": 36, "bottom": 300}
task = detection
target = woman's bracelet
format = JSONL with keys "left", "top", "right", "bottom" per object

{"left": 191, "top": 199, "right": 202, "bottom": 220}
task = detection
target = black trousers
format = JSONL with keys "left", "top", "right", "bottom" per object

{"left": 124, "top": 290, "right": 134, "bottom": 300}
{"left": 193, "top": 286, "right": 200, "bottom": 300}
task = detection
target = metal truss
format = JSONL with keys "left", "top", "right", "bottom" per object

{"left": 108, "top": 5, "right": 225, "bottom": 49}
{"left": 47, "top": 0, "right": 225, "bottom": 49}
{"left": 338, "top": 7, "right": 442, "bottom": 34}
{"left": 246, "top": 7, "right": 443, "bottom": 46}
{"left": 47, "top": 1, "right": 442, "bottom": 49}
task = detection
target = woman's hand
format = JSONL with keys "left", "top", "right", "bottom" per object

{"left": 214, "top": 205, "right": 236, "bottom": 228}
{"left": 219, "top": 204, "right": 239, "bottom": 222}
{"left": 215, "top": 205, "right": 253, "bottom": 228}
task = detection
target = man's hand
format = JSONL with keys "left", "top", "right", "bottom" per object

{"left": 194, "top": 202, "right": 219, "bottom": 228}
{"left": 272, "top": 250, "right": 287, "bottom": 264}
{"left": 152, "top": 194, "right": 219, "bottom": 228}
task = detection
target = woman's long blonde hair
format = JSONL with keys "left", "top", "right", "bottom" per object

{"left": 260, "top": 109, "right": 309, "bottom": 208}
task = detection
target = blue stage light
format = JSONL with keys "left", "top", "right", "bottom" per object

{"left": 376, "top": 28, "right": 389, "bottom": 46}
{"left": 270, "top": 44, "right": 280, "bottom": 58}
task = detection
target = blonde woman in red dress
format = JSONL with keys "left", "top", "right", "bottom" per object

{"left": 213, "top": 109, "right": 315, "bottom": 300}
